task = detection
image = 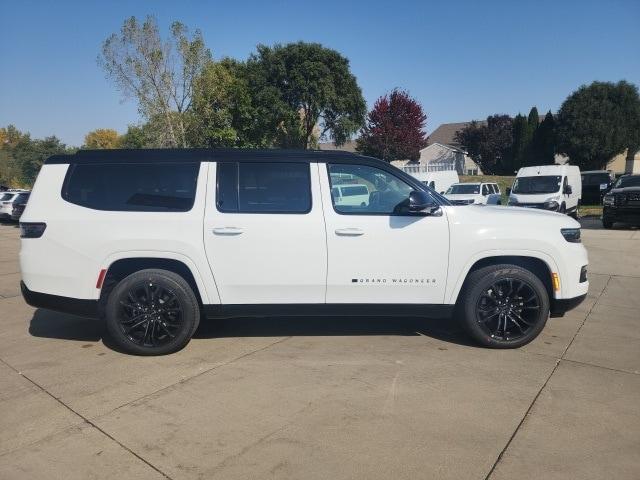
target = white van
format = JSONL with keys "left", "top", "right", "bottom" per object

{"left": 508, "top": 165, "right": 581, "bottom": 217}
{"left": 331, "top": 183, "right": 370, "bottom": 207}
{"left": 422, "top": 171, "right": 459, "bottom": 194}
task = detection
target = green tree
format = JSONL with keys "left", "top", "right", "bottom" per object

{"left": 245, "top": 42, "right": 366, "bottom": 148}
{"left": 556, "top": 80, "right": 640, "bottom": 170}
{"left": 187, "top": 58, "right": 260, "bottom": 147}
{"left": 118, "top": 125, "right": 148, "bottom": 149}
{"left": 12, "top": 135, "right": 71, "bottom": 185}
{"left": 529, "top": 111, "right": 556, "bottom": 165}
{"left": 84, "top": 128, "right": 121, "bottom": 149}
{"left": 99, "top": 16, "right": 211, "bottom": 147}
{"left": 510, "top": 114, "right": 529, "bottom": 172}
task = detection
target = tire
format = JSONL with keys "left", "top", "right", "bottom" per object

{"left": 105, "top": 269, "right": 200, "bottom": 355}
{"left": 602, "top": 217, "right": 614, "bottom": 229}
{"left": 457, "top": 264, "right": 550, "bottom": 348}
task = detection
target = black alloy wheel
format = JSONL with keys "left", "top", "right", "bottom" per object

{"left": 105, "top": 269, "right": 200, "bottom": 355}
{"left": 475, "top": 278, "right": 540, "bottom": 341}
{"left": 458, "top": 264, "right": 549, "bottom": 348}
{"left": 118, "top": 282, "right": 183, "bottom": 348}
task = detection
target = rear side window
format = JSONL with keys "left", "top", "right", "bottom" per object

{"left": 62, "top": 162, "right": 200, "bottom": 212}
{"left": 216, "top": 162, "right": 311, "bottom": 214}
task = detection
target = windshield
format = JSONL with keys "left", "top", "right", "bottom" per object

{"left": 512, "top": 176, "right": 562, "bottom": 194}
{"left": 446, "top": 184, "right": 480, "bottom": 194}
{"left": 581, "top": 173, "right": 611, "bottom": 186}
{"left": 613, "top": 176, "right": 640, "bottom": 188}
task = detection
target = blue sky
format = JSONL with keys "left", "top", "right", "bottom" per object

{"left": 1, "top": 0, "right": 638, "bottom": 146}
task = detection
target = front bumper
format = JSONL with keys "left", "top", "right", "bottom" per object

{"left": 603, "top": 206, "right": 640, "bottom": 225}
{"left": 550, "top": 294, "right": 587, "bottom": 318}
{"left": 21, "top": 281, "right": 98, "bottom": 318}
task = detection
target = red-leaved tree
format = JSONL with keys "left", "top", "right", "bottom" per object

{"left": 356, "top": 89, "right": 427, "bottom": 161}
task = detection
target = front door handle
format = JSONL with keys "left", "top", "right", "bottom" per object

{"left": 212, "top": 227, "right": 244, "bottom": 236}
{"left": 335, "top": 228, "right": 364, "bottom": 236}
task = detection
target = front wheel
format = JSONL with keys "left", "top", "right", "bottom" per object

{"left": 457, "top": 264, "right": 549, "bottom": 348}
{"left": 105, "top": 269, "right": 200, "bottom": 355}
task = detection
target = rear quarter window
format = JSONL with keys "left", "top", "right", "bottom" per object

{"left": 62, "top": 162, "right": 200, "bottom": 212}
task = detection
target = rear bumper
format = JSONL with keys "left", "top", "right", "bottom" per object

{"left": 21, "top": 281, "right": 98, "bottom": 318}
{"left": 550, "top": 294, "right": 587, "bottom": 318}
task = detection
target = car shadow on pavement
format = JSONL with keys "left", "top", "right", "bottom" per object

{"left": 579, "top": 217, "right": 638, "bottom": 230}
{"left": 28, "top": 309, "right": 475, "bottom": 350}
{"left": 194, "top": 315, "right": 475, "bottom": 347}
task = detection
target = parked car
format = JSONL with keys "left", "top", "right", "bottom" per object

{"left": 422, "top": 171, "right": 459, "bottom": 194}
{"left": 508, "top": 165, "right": 581, "bottom": 217}
{"left": 331, "top": 183, "right": 370, "bottom": 207}
{"left": 444, "top": 182, "right": 501, "bottom": 205}
{"left": 581, "top": 170, "right": 614, "bottom": 205}
{"left": 11, "top": 192, "right": 30, "bottom": 221}
{"left": 20, "top": 149, "right": 588, "bottom": 355}
{"left": 0, "top": 189, "right": 29, "bottom": 221}
{"left": 602, "top": 174, "right": 640, "bottom": 228}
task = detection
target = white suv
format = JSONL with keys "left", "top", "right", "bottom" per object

{"left": 0, "top": 189, "right": 30, "bottom": 220}
{"left": 20, "top": 150, "right": 588, "bottom": 355}
{"left": 445, "top": 182, "right": 502, "bottom": 205}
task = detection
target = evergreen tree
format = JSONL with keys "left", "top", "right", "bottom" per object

{"left": 511, "top": 114, "right": 529, "bottom": 172}
{"left": 531, "top": 111, "right": 557, "bottom": 165}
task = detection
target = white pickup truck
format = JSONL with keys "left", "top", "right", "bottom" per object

{"left": 19, "top": 149, "right": 588, "bottom": 355}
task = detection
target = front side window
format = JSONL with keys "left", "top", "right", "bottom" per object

{"left": 1, "top": 193, "right": 15, "bottom": 201}
{"left": 62, "top": 163, "right": 200, "bottom": 212}
{"left": 216, "top": 162, "right": 311, "bottom": 214}
{"left": 482, "top": 185, "right": 490, "bottom": 195}
{"left": 328, "top": 164, "right": 413, "bottom": 214}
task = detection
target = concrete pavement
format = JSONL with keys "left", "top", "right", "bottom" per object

{"left": 0, "top": 219, "right": 638, "bottom": 479}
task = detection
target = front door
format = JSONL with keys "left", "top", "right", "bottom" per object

{"left": 320, "top": 163, "right": 450, "bottom": 304}
{"left": 203, "top": 161, "right": 326, "bottom": 304}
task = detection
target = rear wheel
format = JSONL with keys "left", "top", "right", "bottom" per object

{"left": 457, "top": 264, "right": 549, "bottom": 348}
{"left": 105, "top": 269, "right": 200, "bottom": 355}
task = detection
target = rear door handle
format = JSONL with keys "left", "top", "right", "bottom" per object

{"left": 335, "top": 228, "right": 364, "bottom": 236}
{"left": 212, "top": 227, "right": 244, "bottom": 236}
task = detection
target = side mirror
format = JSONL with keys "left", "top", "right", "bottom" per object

{"left": 506, "top": 187, "right": 512, "bottom": 196}
{"left": 564, "top": 185, "right": 573, "bottom": 195}
{"left": 409, "top": 190, "right": 437, "bottom": 214}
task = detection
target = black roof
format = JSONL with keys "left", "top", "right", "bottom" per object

{"left": 45, "top": 148, "right": 377, "bottom": 165}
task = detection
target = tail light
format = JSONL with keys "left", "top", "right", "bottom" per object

{"left": 20, "top": 222, "right": 47, "bottom": 238}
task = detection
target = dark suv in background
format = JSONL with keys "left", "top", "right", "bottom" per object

{"left": 581, "top": 170, "right": 614, "bottom": 205}
{"left": 11, "top": 192, "right": 30, "bottom": 221}
{"left": 602, "top": 175, "right": 640, "bottom": 228}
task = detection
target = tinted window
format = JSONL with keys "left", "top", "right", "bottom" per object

{"left": 482, "top": 185, "right": 490, "bottom": 195}
{"left": 581, "top": 173, "right": 611, "bottom": 186}
{"left": 0, "top": 193, "right": 15, "bottom": 201}
{"left": 614, "top": 175, "right": 640, "bottom": 188}
{"left": 63, "top": 163, "right": 199, "bottom": 212}
{"left": 216, "top": 162, "right": 311, "bottom": 213}
{"left": 328, "top": 164, "right": 413, "bottom": 214}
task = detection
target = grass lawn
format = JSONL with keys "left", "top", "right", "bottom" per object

{"left": 579, "top": 205, "right": 603, "bottom": 217}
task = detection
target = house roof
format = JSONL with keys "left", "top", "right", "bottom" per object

{"left": 427, "top": 121, "right": 485, "bottom": 147}
{"left": 421, "top": 142, "right": 466, "bottom": 154}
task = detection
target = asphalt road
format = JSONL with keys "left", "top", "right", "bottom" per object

{"left": 0, "top": 219, "right": 638, "bottom": 479}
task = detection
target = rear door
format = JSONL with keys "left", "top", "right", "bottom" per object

{"left": 203, "top": 161, "right": 327, "bottom": 304}
{"left": 319, "top": 162, "right": 450, "bottom": 304}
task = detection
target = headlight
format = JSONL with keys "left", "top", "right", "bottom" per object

{"left": 561, "top": 228, "right": 581, "bottom": 243}
{"left": 603, "top": 195, "right": 615, "bottom": 206}
{"left": 544, "top": 200, "right": 559, "bottom": 211}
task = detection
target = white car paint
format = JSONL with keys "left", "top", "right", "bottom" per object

{"left": 20, "top": 156, "right": 588, "bottom": 313}
{"left": 0, "top": 190, "right": 29, "bottom": 219}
